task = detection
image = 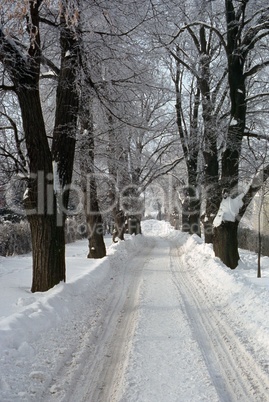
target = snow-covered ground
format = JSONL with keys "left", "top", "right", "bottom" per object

{"left": 1, "top": 220, "right": 269, "bottom": 401}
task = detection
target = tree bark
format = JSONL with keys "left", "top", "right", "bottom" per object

{"left": 212, "top": 1, "right": 247, "bottom": 263}
{"left": 79, "top": 89, "right": 106, "bottom": 259}
{"left": 112, "top": 209, "right": 125, "bottom": 242}
{"left": 213, "top": 221, "right": 239, "bottom": 269}
{"left": 16, "top": 83, "right": 67, "bottom": 293}
{"left": 86, "top": 183, "right": 106, "bottom": 259}
{"left": 29, "top": 215, "right": 65, "bottom": 292}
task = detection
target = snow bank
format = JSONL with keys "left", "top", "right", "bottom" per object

{"left": 0, "top": 254, "right": 110, "bottom": 351}
{"left": 180, "top": 234, "right": 269, "bottom": 365}
{"left": 0, "top": 234, "right": 149, "bottom": 353}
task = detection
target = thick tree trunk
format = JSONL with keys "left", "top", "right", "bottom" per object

{"left": 199, "top": 24, "right": 220, "bottom": 243}
{"left": 30, "top": 215, "right": 65, "bottom": 292}
{"left": 213, "top": 221, "right": 239, "bottom": 269}
{"left": 212, "top": 1, "right": 247, "bottom": 260}
{"left": 17, "top": 88, "right": 67, "bottom": 292}
{"left": 0, "top": 2, "right": 79, "bottom": 292}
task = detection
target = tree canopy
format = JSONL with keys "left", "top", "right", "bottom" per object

{"left": 1, "top": 0, "right": 269, "bottom": 289}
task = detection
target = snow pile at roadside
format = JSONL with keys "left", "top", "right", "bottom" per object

{"left": 180, "top": 234, "right": 269, "bottom": 367}
{"left": 0, "top": 234, "right": 149, "bottom": 351}
{"left": 0, "top": 233, "right": 154, "bottom": 401}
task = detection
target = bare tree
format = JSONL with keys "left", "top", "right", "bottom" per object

{"left": 0, "top": 0, "right": 80, "bottom": 291}
{"left": 160, "top": 0, "right": 269, "bottom": 268}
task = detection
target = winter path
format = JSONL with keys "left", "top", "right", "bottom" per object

{"left": 120, "top": 226, "right": 269, "bottom": 402}
{"left": 1, "top": 220, "right": 269, "bottom": 401}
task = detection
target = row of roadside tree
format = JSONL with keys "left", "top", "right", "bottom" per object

{"left": 0, "top": 0, "right": 269, "bottom": 291}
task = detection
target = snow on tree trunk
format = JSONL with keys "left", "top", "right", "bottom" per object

{"left": 213, "top": 193, "right": 243, "bottom": 268}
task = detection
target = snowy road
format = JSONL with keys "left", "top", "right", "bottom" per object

{"left": 42, "top": 233, "right": 269, "bottom": 402}
{"left": 1, "top": 221, "right": 269, "bottom": 402}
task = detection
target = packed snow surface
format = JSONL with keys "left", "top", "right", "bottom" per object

{"left": 0, "top": 220, "right": 269, "bottom": 401}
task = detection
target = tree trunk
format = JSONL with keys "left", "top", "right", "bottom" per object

{"left": 79, "top": 89, "right": 106, "bottom": 258}
{"left": 30, "top": 215, "right": 65, "bottom": 292}
{"left": 181, "top": 185, "right": 201, "bottom": 236}
{"left": 0, "top": 3, "right": 80, "bottom": 291}
{"left": 17, "top": 88, "right": 67, "bottom": 292}
{"left": 127, "top": 215, "right": 142, "bottom": 235}
{"left": 212, "top": 1, "right": 247, "bottom": 260}
{"left": 199, "top": 25, "right": 220, "bottom": 243}
{"left": 85, "top": 174, "right": 106, "bottom": 259}
{"left": 112, "top": 208, "right": 125, "bottom": 242}
{"left": 213, "top": 221, "right": 239, "bottom": 269}
{"left": 203, "top": 185, "right": 221, "bottom": 244}
{"left": 188, "top": 198, "right": 201, "bottom": 236}
{"left": 181, "top": 195, "right": 190, "bottom": 232}
{"left": 87, "top": 215, "right": 106, "bottom": 259}
{"left": 203, "top": 219, "right": 214, "bottom": 243}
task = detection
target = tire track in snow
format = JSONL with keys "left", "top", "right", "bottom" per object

{"left": 120, "top": 237, "right": 221, "bottom": 402}
{"left": 40, "top": 239, "right": 155, "bottom": 402}
{"left": 170, "top": 244, "right": 269, "bottom": 401}
{"left": 89, "top": 242, "right": 155, "bottom": 402}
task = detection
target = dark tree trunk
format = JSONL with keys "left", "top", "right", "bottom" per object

{"left": 213, "top": 221, "right": 239, "bottom": 269}
{"left": 82, "top": 176, "right": 106, "bottom": 260}
{"left": 203, "top": 147, "right": 219, "bottom": 243}
{"left": 199, "top": 25, "right": 220, "bottom": 243}
{"left": 112, "top": 208, "right": 125, "bottom": 242}
{"left": 79, "top": 89, "right": 106, "bottom": 259}
{"left": 127, "top": 215, "right": 142, "bottom": 235}
{"left": 85, "top": 172, "right": 106, "bottom": 259}
{"left": 203, "top": 183, "right": 221, "bottom": 244}
{"left": 29, "top": 215, "right": 65, "bottom": 292}
{"left": 188, "top": 196, "right": 201, "bottom": 236}
{"left": 0, "top": 2, "right": 80, "bottom": 291}
{"left": 106, "top": 113, "right": 131, "bottom": 242}
{"left": 86, "top": 197, "right": 106, "bottom": 258}
{"left": 181, "top": 184, "right": 201, "bottom": 236}
{"left": 203, "top": 219, "right": 214, "bottom": 243}
{"left": 212, "top": 1, "right": 247, "bottom": 260}
{"left": 17, "top": 88, "right": 67, "bottom": 293}
{"left": 121, "top": 184, "right": 143, "bottom": 236}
